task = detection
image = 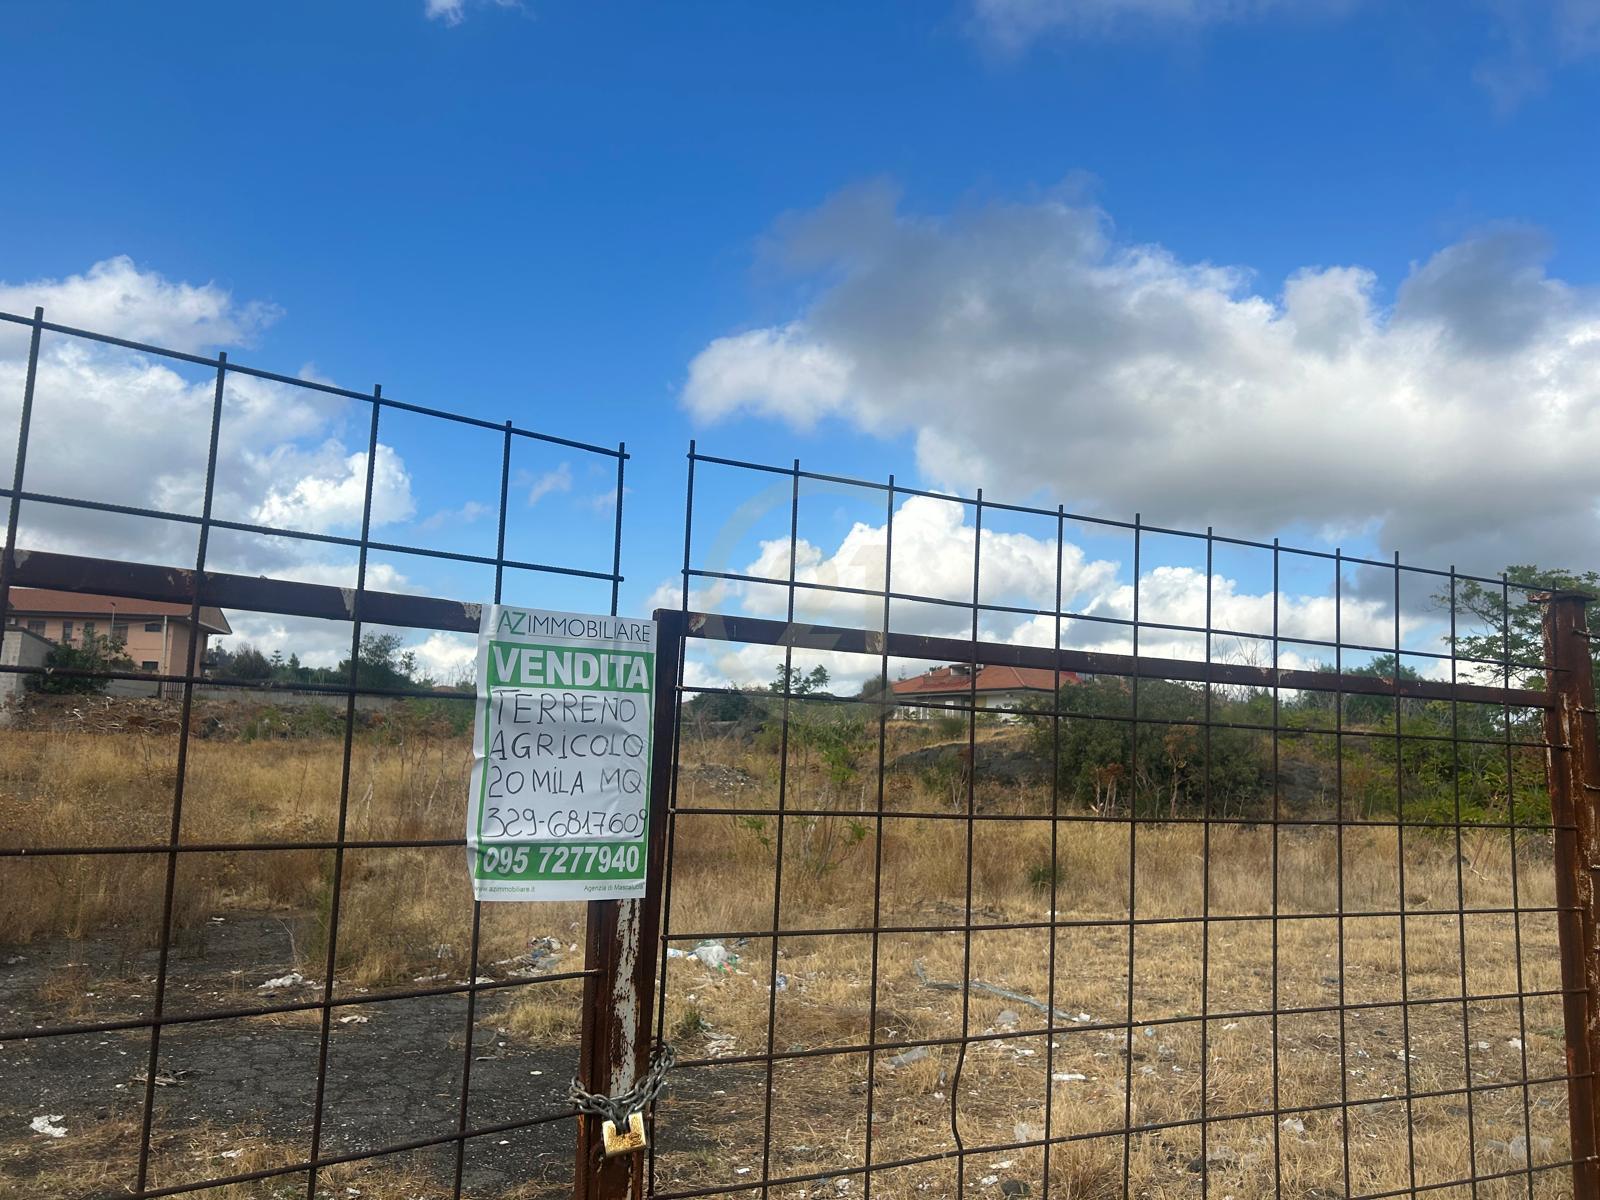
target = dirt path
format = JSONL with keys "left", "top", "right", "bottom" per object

{"left": 2, "top": 916, "right": 592, "bottom": 1196}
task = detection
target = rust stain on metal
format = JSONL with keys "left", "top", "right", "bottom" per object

{"left": 607, "top": 898, "right": 643, "bottom": 1094}
{"left": 1544, "top": 593, "right": 1600, "bottom": 1199}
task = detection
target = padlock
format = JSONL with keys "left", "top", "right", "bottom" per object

{"left": 600, "top": 1110, "right": 647, "bottom": 1157}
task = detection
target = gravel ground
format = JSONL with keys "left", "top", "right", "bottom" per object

{"left": 0, "top": 914, "right": 623, "bottom": 1197}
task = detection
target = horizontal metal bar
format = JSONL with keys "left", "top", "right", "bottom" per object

{"left": 1, "top": 492, "right": 621, "bottom": 582}
{"left": 686, "top": 567, "right": 1549, "bottom": 671}
{"left": 685, "top": 448, "right": 1560, "bottom": 595}
{"left": 671, "top": 983, "right": 1575, "bottom": 1071}
{"left": 684, "top": 610, "right": 1552, "bottom": 707}
{"left": 0, "top": 658, "right": 475, "bottom": 701}
{"left": 0, "top": 967, "right": 596, "bottom": 1044}
{"left": 1, "top": 836, "right": 466, "bottom": 858}
{"left": 676, "top": 681, "right": 1553, "bottom": 746}
{"left": 664, "top": 903, "right": 1563, "bottom": 942}
{"left": 9, "top": 547, "right": 481, "bottom": 631}
{"left": 670, "top": 804, "right": 1562, "bottom": 832}
{"left": 0, "top": 308, "right": 625, "bottom": 459}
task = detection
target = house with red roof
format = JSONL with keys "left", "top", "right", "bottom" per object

{"left": 890, "top": 662, "right": 1080, "bottom": 718}
{"left": 4, "top": 588, "right": 232, "bottom": 697}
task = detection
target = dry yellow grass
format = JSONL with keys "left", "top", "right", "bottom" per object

{"left": 0, "top": 703, "right": 1575, "bottom": 1199}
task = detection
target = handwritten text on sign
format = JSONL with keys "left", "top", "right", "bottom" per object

{"left": 467, "top": 606, "right": 655, "bottom": 902}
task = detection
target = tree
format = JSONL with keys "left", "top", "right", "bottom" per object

{"left": 335, "top": 631, "right": 420, "bottom": 690}
{"left": 1448, "top": 565, "right": 1599, "bottom": 696}
{"left": 215, "top": 644, "right": 273, "bottom": 682}
{"left": 771, "top": 663, "right": 830, "bottom": 697}
{"left": 29, "top": 632, "right": 136, "bottom": 695}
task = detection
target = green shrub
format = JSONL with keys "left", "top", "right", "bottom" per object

{"left": 29, "top": 633, "right": 134, "bottom": 695}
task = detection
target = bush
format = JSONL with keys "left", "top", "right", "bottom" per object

{"left": 28, "top": 633, "right": 135, "bottom": 695}
{"left": 1024, "top": 677, "right": 1268, "bottom": 817}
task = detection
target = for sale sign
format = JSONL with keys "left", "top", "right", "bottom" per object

{"left": 466, "top": 605, "right": 656, "bottom": 901}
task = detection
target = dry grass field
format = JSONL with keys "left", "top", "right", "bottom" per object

{"left": 0, "top": 692, "right": 1574, "bottom": 1200}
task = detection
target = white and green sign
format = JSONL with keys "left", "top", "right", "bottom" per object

{"left": 466, "top": 605, "right": 656, "bottom": 901}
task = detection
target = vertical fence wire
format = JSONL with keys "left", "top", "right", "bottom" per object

{"left": 952, "top": 489, "right": 983, "bottom": 1200}
{"left": 648, "top": 439, "right": 696, "bottom": 1200}
{"left": 755, "top": 461, "right": 802, "bottom": 1200}
{"left": 1199, "top": 529, "right": 1214, "bottom": 1200}
{"left": 861, "top": 474, "right": 896, "bottom": 1199}
{"left": 451, "top": 419, "right": 517, "bottom": 1198}
{"left": 1120, "top": 514, "right": 1142, "bottom": 1197}
{"left": 1391, "top": 552, "right": 1420, "bottom": 1198}
{"left": 1449, "top": 567, "right": 1483, "bottom": 1199}
{"left": 134, "top": 350, "right": 229, "bottom": 1193}
{"left": 304, "top": 387, "right": 383, "bottom": 1200}
{"left": 1334, "top": 547, "right": 1353, "bottom": 1196}
{"left": 1506, "top": 570, "right": 1540, "bottom": 1199}
{"left": 1041, "top": 504, "right": 1065, "bottom": 1200}
{"left": 0, "top": 306, "right": 42, "bottom": 670}
{"left": 1269, "top": 537, "right": 1283, "bottom": 1197}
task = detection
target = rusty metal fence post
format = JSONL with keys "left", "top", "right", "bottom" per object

{"left": 1544, "top": 590, "right": 1600, "bottom": 1197}
{"left": 575, "top": 609, "right": 684, "bottom": 1200}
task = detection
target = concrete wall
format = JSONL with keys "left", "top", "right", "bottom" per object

{"left": 0, "top": 628, "right": 53, "bottom": 702}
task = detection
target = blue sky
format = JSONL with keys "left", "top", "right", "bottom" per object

{"left": 2, "top": 1, "right": 1597, "bottom": 685}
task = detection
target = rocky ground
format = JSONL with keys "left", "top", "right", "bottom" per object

{"left": 1, "top": 914, "right": 728, "bottom": 1198}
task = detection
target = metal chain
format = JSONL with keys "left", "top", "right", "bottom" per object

{"left": 568, "top": 1042, "right": 676, "bottom": 1128}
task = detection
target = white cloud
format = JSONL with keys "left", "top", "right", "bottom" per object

{"left": 524, "top": 462, "right": 573, "bottom": 506}
{"left": 426, "top": 0, "right": 466, "bottom": 23}
{"left": 0, "top": 257, "right": 451, "bottom": 667}
{"left": 419, "top": 499, "right": 493, "bottom": 531}
{"left": 684, "top": 325, "right": 852, "bottom": 429}
{"left": 683, "top": 184, "right": 1600, "bottom": 578}
{"left": 0, "top": 256, "right": 277, "bottom": 354}
{"left": 971, "top": 0, "right": 1354, "bottom": 49}
{"left": 1474, "top": 0, "right": 1600, "bottom": 110}
{"left": 410, "top": 630, "right": 477, "bottom": 684}
{"left": 424, "top": 0, "right": 521, "bottom": 26}
{"left": 661, "top": 496, "right": 1415, "bottom": 693}
{"left": 253, "top": 443, "right": 415, "bottom": 533}
{"left": 971, "top": 0, "right": 1600, "bottom": 106}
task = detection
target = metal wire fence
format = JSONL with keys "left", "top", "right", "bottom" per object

{"left": 648, "top": 445, "right": 1599, "bottom": 1200}
{"left": 3, "top": 309, "right": 1599, "bottom": 1200}
{"left": 0, "top": 306, "right": 627, "bottom": 1199}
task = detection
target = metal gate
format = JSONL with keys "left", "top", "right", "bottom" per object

{"left": 637, "top": 448, "right": 1600, "bottom": 1200}
{"left": 3, "top": 311, "right": 1600, "bottom": 1200}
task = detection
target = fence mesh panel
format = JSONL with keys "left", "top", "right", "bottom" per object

{"left": 650, "top": 445, "right": 1589, "bottom": 1200}
{"left": 0, "top": 307, "right": 626, "bottom": 1199}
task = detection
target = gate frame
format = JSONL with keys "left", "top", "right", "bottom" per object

{"left": 575, "top": 609, "right": 685, "bottom": 1200}
{"left": 1544, "top": 591, "right": 1600, "bottom": 1198}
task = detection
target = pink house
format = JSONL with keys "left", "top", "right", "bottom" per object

{"left": 4, "top": 587, "right": 232, "bottom": 693}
